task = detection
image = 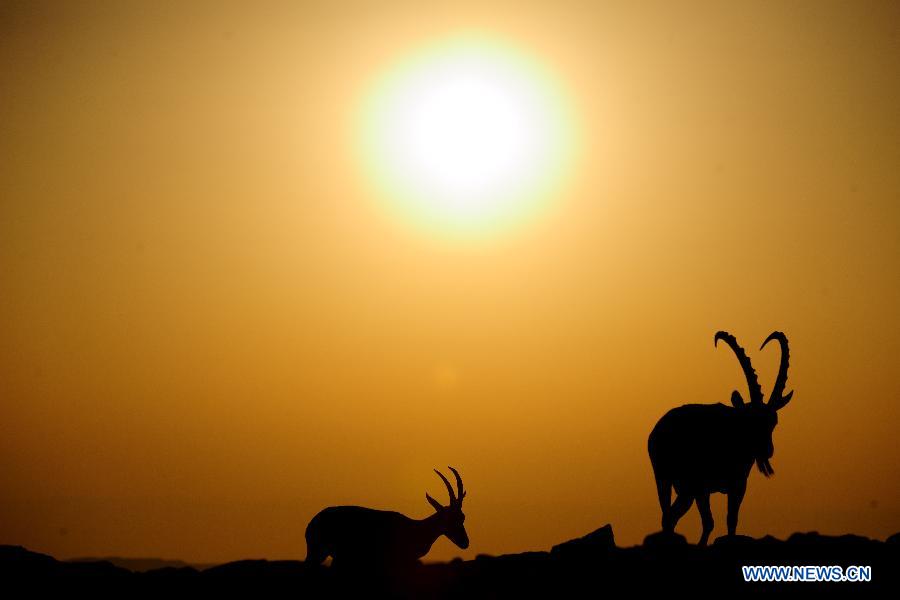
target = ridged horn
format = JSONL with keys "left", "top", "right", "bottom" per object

{"left": 434, "top": 469, "right": 457, "bottom": 505}
{"left": 448, "top": 466, "right": 465, "bottom": 504}
{"left": 715, "top": 331, "right": 763, "bottom": 405}
{"left": 761, "top": 331, "right": 793, "bottom": 410}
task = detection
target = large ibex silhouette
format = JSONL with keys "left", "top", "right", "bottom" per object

{"left": 648, "top": 331, "right": 793, "bottom": 545}
{"left": 305, "top": 467, "right": 468, "bottom": 568}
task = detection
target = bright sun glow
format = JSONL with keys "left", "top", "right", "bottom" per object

{"left": 360, "top": 36, "right": 575, "bottom": 237}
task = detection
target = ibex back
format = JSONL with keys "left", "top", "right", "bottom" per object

{"left": 648, "top": 331, "right": 793, "bottom": 545}
{"left": 305, "top": 467, "right": 468, "bottom": 569}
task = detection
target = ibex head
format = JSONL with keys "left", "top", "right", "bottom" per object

{"left": 426, "top": 466, "right": 469, "bottom": 549}
{"left": 715, "top": 331, "right": 793, "bottom": 477}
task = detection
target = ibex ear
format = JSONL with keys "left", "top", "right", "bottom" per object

{"left": 426, "top": 493, "right": 444, "bottom": 512}
{"left": 730, "top": 390, "right": 745, "bottom": 408}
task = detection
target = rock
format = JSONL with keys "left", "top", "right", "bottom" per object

{"left": 787, "top": 532, "right": 874, "bottom": 547}
{"left": 757, "top": 535, "right": 784, "bottom": 544}
{"left": 68, "top": 556, "right": 203, "bottom": 572}
{"left": 551, "top": 524, "right": 616, "bottom": 559}
{"left": 711, "top": 534, "right": 756, "bottom": 547}
{"left": 642, "top": 530, "right": 688, "bottom": 547}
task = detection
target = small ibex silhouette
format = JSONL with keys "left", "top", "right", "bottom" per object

{"left": 305, "top": 467, "right": 468, "bottom": 568}
{"left": 648, "top": 331, "right": 793, "bottom": 545}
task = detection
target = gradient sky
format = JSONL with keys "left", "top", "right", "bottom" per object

{"left": 1, "top": 1, "right": 898, "bottom": 563}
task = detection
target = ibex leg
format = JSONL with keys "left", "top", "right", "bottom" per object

{"left": 726, "top": 480, "right": 746, "bottom": 536}
{"left": 696, "top": 493, "right": 714, "bottom": 546}
{"left": 655, "top": 477, "right": 672, "bottom": 530}
{"left": 663, "top": 493, "right": 693, "bottom": 533}
{"left": 305, "top": 545, "right": 328, "bottom": 565}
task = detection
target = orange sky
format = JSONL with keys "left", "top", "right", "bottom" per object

{"left": 1, "top": 1, "right": 898, "bottom": 563}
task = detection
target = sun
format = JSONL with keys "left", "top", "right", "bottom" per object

{"left": 359, "top": 35, "right": 575, "bottom": 238}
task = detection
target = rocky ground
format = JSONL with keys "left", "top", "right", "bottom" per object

{"left": 2, "top": 526, "right": 897, "bottom": 596}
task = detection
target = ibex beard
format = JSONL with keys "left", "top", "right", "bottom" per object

{"left": 648, "top": 331, "right": 793, "bottom": 546}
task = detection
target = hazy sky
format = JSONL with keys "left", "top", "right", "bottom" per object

{"left": 1, "top": 0, "right": 898, "bottom": 562}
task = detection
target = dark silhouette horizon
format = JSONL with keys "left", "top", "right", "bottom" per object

{"left": 4, "top": 526, "right": 897, "bottom": 596}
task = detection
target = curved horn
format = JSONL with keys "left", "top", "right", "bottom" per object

{"left": 434, "top": 469, "right": 457, "bottom": 505}
{"left": 715, "top": 331, "right": 763, "bottom": 405}
{"left": 761, "top": 331, "right": 793, "bottom": 410}
{"left": 448, "top": 466, "right": 465, "bottom": 503}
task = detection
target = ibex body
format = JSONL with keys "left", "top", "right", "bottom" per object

{"left": 306, "top": 467, "right": 468, "bottom": 568}
{"left": 648, "top": 331, "right": 793, "bottom": 545}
